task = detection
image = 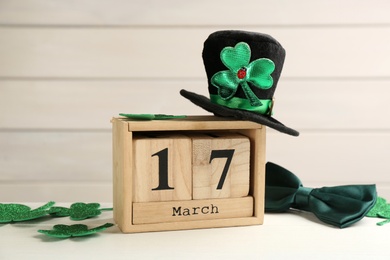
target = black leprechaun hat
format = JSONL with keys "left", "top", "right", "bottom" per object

{"left": 180, "top": 30, "right": 299, "bottom": 136}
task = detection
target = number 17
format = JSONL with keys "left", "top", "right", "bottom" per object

{"left": 152, "top": 148, "right": 235, "bottom": 191}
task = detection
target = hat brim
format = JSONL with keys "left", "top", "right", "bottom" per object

{"left": 180, "top": 89, "right": 299, "bottom": 136}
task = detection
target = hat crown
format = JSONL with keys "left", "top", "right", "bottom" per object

{"left": 202, "top": 30, "right": 286, "bottom": 102}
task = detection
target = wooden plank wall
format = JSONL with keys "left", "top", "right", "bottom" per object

{"left": 1, "top": 0, "right": 390, "bottom": 202}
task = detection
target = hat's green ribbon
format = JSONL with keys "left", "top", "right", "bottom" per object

{"left": 210, "top": 94, "right": 272, "bottom": 115}
{"left": 265, "top": 162, "right": 377, "bottom": 228}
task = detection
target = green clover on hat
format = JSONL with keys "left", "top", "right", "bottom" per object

{"left": 211, "top": 42, "right": 275, "bottom": 106}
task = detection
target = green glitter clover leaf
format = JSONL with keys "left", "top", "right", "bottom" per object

{"left": 366, "top": 197, "right": 390, "bottom": 226}
{"left": 211, "top": 42, "right": 275, "bottom": 107}
{"left": 48, "top": 202, "right": 112, "bottom": 221}
{"left": 119, "top": 113, "right": 186, "bottom": 120}
{"left": 0, "top": 201, "right": 55, "bottom": 223}
{"left": 38, "top": 223, "right": 114, "bottom": 238}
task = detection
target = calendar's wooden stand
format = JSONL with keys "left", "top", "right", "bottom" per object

{"left": 112, "top": 116, "right": 266, "bottom": 233}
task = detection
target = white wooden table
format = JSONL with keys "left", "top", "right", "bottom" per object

{"left": 1, "top": 203, "right": 388, "bottom": 260}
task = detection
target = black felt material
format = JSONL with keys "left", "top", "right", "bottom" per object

{"left": 180, "top": 30, "right": 299, "bottom": 136}
{"left": 203, "top": 30, "right": 285, "bottom": 100}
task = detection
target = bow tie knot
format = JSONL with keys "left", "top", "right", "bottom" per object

{"left": 295, "top": 186, "right": 313, "bottom": 211}
{"left": 265, "top": 162, "right": 377, "bottom": 228}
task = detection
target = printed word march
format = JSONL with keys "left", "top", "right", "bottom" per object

{"left": 172, "top": 204, "right": 219, "bottom": 217}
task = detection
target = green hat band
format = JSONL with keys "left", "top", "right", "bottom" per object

{"left": 210, "top": 94, "right": 272, "bottom": 115}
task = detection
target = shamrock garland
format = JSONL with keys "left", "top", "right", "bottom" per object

{"left": 0, "top": 202, "right": 114, "bottom": 238}
{"left": 366, "top": 197, "right": 390, "bottom": 226}
{"left": 38, "top": 223, "right": 114, "bottom": 238}
{"left": 48, "top": 202, "right": 112, "bottom": 220}
{"left": 0, "top": 201, "right": 55, "bottom": 223}
{"left": 0, "top": 202, "right": 111, "bottom": 223}
{"left": 211, "top": 42, "right": 275, "bottom": 107}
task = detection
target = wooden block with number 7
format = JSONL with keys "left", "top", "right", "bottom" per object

{"left": 191, "top": 133, "right": 250, "bottom": 200}
{"left": 132, "top": 134, "right": 192, "bottom": 202}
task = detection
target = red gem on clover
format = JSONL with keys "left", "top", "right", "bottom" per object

{"left": 237, "top": 68, "right": 247, "bottom": 79}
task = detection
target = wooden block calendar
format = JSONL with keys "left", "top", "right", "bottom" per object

{"left": 112, "top": 116, "right": 266, "bottom": 233}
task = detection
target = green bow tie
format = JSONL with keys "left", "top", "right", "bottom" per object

{"left": 265, "top": 162, "right": 377, "bottom": 228}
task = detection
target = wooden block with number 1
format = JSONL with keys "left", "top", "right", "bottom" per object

{"left": 132, "top": 133, "right": 192, "bottom": 202}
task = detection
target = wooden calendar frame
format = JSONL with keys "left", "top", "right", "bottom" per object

{"left": 112, "top": 116, "right": 266, "bottom": 233}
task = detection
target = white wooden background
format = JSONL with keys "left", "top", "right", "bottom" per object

{"left": 1, "top": 0, "right": 390, "bottom": 202}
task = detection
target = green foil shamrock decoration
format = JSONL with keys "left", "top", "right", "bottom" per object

{"left": 119, "top": 113, "right": 186, "bottom": 120}
{"left": 38, "top": 223, "right": 114, "bottom": 238}
{"left": 48, "top": 202, "right": 112, "bottom": 221}
{"left": 366, "top": 197, "right": 390, "bottom": 226}
{"left": 0, "top": 201, "right": 55, "bottom": 223}
{"left": 211, "top": 42, "right": 275, "bottom": 107}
